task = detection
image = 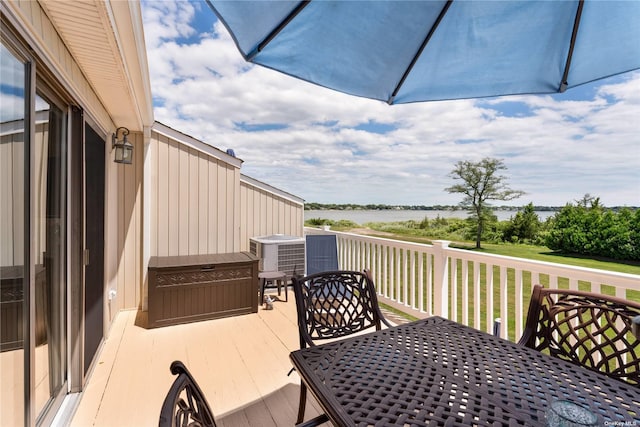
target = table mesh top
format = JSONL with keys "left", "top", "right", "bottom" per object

{"left": 291, "top": 316, "right": 640, "bottom": 427}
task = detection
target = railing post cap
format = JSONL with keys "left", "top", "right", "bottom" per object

{"left": 433, "top": 240, "right": 451, "bottom": 248}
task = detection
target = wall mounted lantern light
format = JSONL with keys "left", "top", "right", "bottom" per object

{"left": 112, "top": 127, "right": 133, "bottom": 164}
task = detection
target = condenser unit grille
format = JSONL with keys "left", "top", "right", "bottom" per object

{"left": 277, "top": 244, "right": 305, "bottom": 277}
{"left": 249, "top": 235, "right": 305, "bottom": 278}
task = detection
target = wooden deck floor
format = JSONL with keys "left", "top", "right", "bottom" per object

{"left": 70, "top": 290, "right": 329, "bottom": 426}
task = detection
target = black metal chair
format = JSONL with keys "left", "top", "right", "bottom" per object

{"left": 519, "top": 284, "right": 640, "bottom": 388}
{"left": 292, "top": 269, "right": 392, "bottom": 426}
{"left": 159, "top": 360, "right": 216, "bottom": 427}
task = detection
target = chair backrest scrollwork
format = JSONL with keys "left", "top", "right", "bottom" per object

{"left": 159, "top": 360, "right": 216, "bottom": 427}
{"left": 292, "top": 269, "right": 391, "bottom": 349}
{"left": 519, "top": 285, "right": 640, "bottom": 387}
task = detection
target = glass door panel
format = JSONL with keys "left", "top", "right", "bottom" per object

{"left": 0, "top": 41, "right": 26, "bottom": 427}
{"left": 33, "top": 93, "right": 67, "bottom": 421}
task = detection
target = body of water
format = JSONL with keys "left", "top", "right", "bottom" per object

{"left": 305, "top": 209, "right": 556, "bottom": 224}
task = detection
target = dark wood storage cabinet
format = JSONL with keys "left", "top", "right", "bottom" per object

{"left": 147, "top": 252, "right": 259, "bottom": 328}
{"left": 1, "top": 265, "right": 47, "bottom": 352}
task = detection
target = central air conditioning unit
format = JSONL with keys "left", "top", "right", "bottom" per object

{"left": 249, "top": 235, "right": 305, "bottom": 278}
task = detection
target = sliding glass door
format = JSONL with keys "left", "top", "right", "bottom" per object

{"left": 33, "top": 92, "right": 68, "bottom": 423}
{"left": 0, "top": 39, "right": 27, "bottom": 427}
{"left": 1, "top": 37, "right": 69, "bottom": 426}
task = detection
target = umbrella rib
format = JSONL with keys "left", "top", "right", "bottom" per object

{"left": 559, "top": 0, "right": 584, "bottom": 92}
{"left": 247, "top": 1, "right": 311, "bottom": 61}
{"left": 388, "top": 0, "right": 453, "bottom": 105}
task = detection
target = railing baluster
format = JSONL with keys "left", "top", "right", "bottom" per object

{"left": 432, "top": 240, "right": 450, "bottom": 318}
{"left": 531, "top": 272, "right": 540, "bottom": 287}
{"left": 462, "top": 260, "right": 469, "bottom": 325}
{"left": 389, "top": 247, "right": 395, "bottom": 301}
{"left": 451, "top": 257, "right": 458, "bottom": 321}
{"left": 500, "top": 266, "right": 508, "bottom": 340}
{"left": 486, "top": 263, "right": 495, "bottom": 335}
{"left": 396, "top": 249, "right": 401, "bottom": 303}
{"left": 569, "top": 277, "right": 579, "bottom": 291}
{"left": 362, "top": 240, "right": 367, "bottom": 271}
{"left": 474, "top": 261, "right": 481, "bottom": 330}
{"left": 418, "top": 252, "right": 424, "bottom": 313}
{"left": 515, "top": 269, "right": 523, "bottom": 340}
{"left": 375, "top": 243, "right": 382, "bottom": 294}
{"left": 402, "top": 250, "right": 409, "bottom": 305}
{"left": 409, "top": 250, "right": 416, "bottom": 308}
{"left": 426, "top": 252, "right": 433, "bottom": 315}
{"left": 383, "top": 245, "right": 389, "bottom": 298}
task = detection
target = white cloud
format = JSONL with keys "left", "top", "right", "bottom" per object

{"left": 141, "top": 0, "right": 640, "bottom": 207}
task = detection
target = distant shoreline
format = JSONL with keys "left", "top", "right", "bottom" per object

{"left": 304, "top": 203, "right": 638, "bottom": 212}
{"left": 304, "top": 204, "right": 562, "bottom": 212}
{"left": 305, "top": 209, "right": 556, "bottom": 223}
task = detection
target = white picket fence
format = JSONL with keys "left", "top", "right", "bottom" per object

{"left": 305, "top": 227, "right": 640, "bottom": 341}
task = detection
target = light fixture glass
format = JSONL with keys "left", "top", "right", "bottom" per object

{"left": 112, "top": 127, "right": 133, "bottom": 164}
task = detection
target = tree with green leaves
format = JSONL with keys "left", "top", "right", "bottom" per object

{"left": 503, "top": 203, "right": 541, "bottom": 243}
{"left": 445, "top": 157, "right": 525, "bottom": 248}
{"left": 545, "top": 197, "right": 639, "bottom": 260}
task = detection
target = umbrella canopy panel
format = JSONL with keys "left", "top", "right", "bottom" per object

{"left": 208, "top": 0, "right": 640, "bottom": 104}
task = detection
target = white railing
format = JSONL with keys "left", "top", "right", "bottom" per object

{"left": 305, "top": 227, "right": 640, "bottom": 341}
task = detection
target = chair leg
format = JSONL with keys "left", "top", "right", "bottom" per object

{"left": 297, "top": 382, "right": 307, "bottom": 424}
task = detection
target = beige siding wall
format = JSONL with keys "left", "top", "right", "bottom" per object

{"left": 148, "top": 130, "right": 241, "bottom": 259}
{"left": 115, "top": 129, "right": 304, "bottom": 311}
{"left": 239, "top": 180, "right": 304, "bottom": 248}
{"left": 111, "top": 132, "right": 144, "bottom": 312}
{"left": 0, "top": 132, "right": 25, "bottom": 266}
{"left": 0, "top": 120, "right": 48, "bottom": 267}
{"left": 114, "top": 127, "right": 306, "bottom": 311}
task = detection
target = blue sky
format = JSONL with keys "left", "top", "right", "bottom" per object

{"left": 141, "top": 0, "right": 640, "bottom": 207}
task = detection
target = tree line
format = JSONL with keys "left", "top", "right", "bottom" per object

{"left": 304, "top": 202, "right": 563, "bottom": 211}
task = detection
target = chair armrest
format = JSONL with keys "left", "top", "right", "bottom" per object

{"left": 381, "top": 316, "right": 393, "bottom": 328}
{"left": 517, "top": 328, "right": 534, "bottom": 347}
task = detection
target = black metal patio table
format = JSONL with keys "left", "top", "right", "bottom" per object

{"left": 289, "top": 316, "right": 640, "bottom": 426}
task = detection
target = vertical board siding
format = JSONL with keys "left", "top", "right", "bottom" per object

{"left": 150, "top": 131, "right": 239, "bottom": 258}
{"left": 197, "top": 153, "right": 209, "bottom": 254}
{"left": 207, "top": 159, "right": 218, "bottom": 254}
{"left": 150, "top": 132, "right": 304, "bottom": 256}
{"left": 188, "top": 151, "right": 200, "bottom": 254}
{"left": 238, "top": 180, "right": 304, "bottom": 249}
{"left": 117, "top": 129, "right": 304, "bottom": 310}
{"left": 216, "top": 165, "right": 226, "bottom": 251}
{"left": 0, "top": 134, "right": 25, "bottom": 266}
{"left": 117, "top": 132, "right": 143, "bottom": 309}
{"left": 0, "top": 122, "right": 47, "bottom": 266}
{"left": 178, "top": 146, "right": 189, "bottom": 255}
{"left": 167, "top": 139, "right": 180, "bottom": 256}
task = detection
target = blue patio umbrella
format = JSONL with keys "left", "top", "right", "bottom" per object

{"left": 206, "top": 0, "right": 639, "bottom": 104}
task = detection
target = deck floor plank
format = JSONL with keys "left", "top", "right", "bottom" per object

{"left": 70, "top": 295, "right": 336, "bottom": 426}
